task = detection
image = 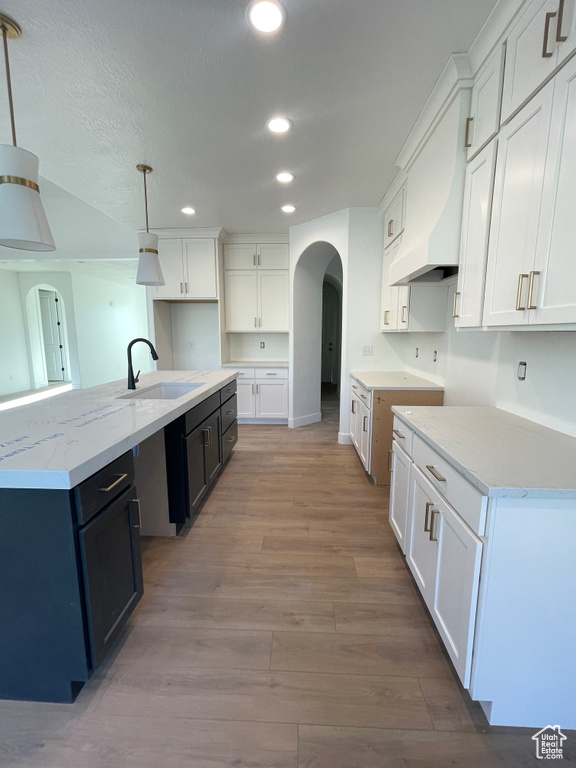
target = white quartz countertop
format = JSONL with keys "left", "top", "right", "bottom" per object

{"left": 222, "top": 361, "right": 288, "bottom": 368}
{"left": 351, "top": 371, "right": 444, "bottom": 391}
{"left": 0, "top": 370, "right": 237, "bottom": 491}
{"left": 392, "top": 406, "right": 576, "bottom": 498}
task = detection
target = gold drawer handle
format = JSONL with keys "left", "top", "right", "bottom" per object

{"left": 388, "top": 450, "right": 393, "bottom": 471}
{"left": 424, "top": 501, "right": 433, "bottom": 532}
{"left": 352, "top": 384, "right": 358, "bottom": 390}
{"left": 527, "top": 270, "right": 540, "bottom": 310}
{"left": 464, "top": 117, "right": 473, "bottom": 148}
{"left": 98, "top": 473, "right": 128, "bottom": 492}
{"left": 453, "top": 291, "right": 460, "bottom": 318}
{"left": 542, "top": 11, "right": 556, "bottom": 57}
{"left": 363, "top": 416, "right": 368, "bottom": 432}
{"left": 429, "top": 509, "right": 440, "bottom": 542}
{"left": 266, "top": 372, "right": 277, "bottom": 376}
{"left": 557, "top": 0, "right": 568, "bottom": 41}
{"left": 383, "top": 310, "right": 390, "bottom": 325}
{"left": 351, "top": 400, "right": 357, "bottom": 414}
{"left": 393, "top": 429, "right": 405, "bottom": 439}
{"left": 401, "top": 305, "right": 407, "bottom": 324}
{"left": 387, "top": 220, "right": 394, "bottom": 237}
{"left": 426, "top": 465, "right": 446, "bottom": 482}
{"left": 516, "top": 273, "right": 529, "bottom": 311}
{"left": 360, "top": 393, "right": 367, "bottom": 400}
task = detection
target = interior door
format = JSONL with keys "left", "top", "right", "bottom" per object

{"left": 39, "top": 290, "right": 65, "bottom": 381}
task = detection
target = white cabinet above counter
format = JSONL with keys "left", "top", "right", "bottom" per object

{"left": 389, "top": 405, "right": 576, "bottom": 728}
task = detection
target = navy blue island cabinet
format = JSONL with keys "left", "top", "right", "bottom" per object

{"left": 0, "top": 451, "right": 143, "bottom": 703}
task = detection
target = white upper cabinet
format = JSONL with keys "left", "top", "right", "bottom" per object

{"left": 483, "top": 81, "right": 554, "bottom": 326}
{"left": 501, "top": 0, "right": 576, "bottom": 123}
{"left": 154, "top": 238, "right": 217, "bottom": 300}
{"left": 455, "top": 140, "right": 498, "bottom": 327}
{"left": 225, "top": 270, "right": 289, "bottom": 332}
{"left": 223, "top": 243, "right": 289, "bottom": 270}
{"left": 466, "top": 44, "right": 506, "bottom": 160}
{"left": 383, "top": 187, "right": 405, "bottom": 249}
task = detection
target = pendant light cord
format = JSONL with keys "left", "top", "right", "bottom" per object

{"left": 143, "top": 169, "right": 149, "bottom": 233}
{"left": 1, "top": 23, "right": 17, "bottom": 146}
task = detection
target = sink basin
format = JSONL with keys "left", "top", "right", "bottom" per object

{"left": 119, "top": 382, "right": 203, "bottom": 400}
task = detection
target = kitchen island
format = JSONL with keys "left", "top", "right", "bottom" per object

{"left": 0, "top": 370, "right": 238, "bottom": 703}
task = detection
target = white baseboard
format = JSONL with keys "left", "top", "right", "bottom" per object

{"left": 288, "top": 412, "right": 322, "bottom": 429}
{"left": 238, "top": 418, "right": 288, "bottom": 425}
{"left": 338, "top": 432, "right": 353, "bottom": 445}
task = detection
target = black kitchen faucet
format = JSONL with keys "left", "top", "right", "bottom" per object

{"left": 127, "top": 338, "right": 159, "bottom": 389}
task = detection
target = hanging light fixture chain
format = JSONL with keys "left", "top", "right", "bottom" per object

{"left": 143, "top": 169, "right": 149, "bottom": 233}
{"left": 1, "top": 22, "right": 17, "bottom": 146}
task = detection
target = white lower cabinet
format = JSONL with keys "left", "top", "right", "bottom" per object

{"left": 349, "top": 377, "right": 371, "bottom": 471}
{"left": 235, "top": 368, "right": 288, "bottom": 421}
{"left": 389, "top": 441, "right": 411, "bottom": 554}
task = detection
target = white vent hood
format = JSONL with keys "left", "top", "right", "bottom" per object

{"left": 388, "top": 55, "right": 473, "bottom": 285}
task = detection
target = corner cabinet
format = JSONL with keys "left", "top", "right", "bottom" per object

{"left": 224, "top": 243, "right": 289, "bottom": 332}
{"left": 154, "top": 238, "right": 218, "bottom": 300}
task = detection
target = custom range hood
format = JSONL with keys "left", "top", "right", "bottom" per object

{"left": 388, "top": 55, "right": 472, "bottom": 286}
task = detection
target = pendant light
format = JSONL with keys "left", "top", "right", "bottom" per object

{"left": 0, "top": 15, "right": 55, "bottom": 252}
{"left": 136, "top": 164, "right": 164, "bottom": 286}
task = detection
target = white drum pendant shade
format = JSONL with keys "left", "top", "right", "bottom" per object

{"left": 136, "top": 231, "right": 164, "bottom": 285}
{"left": 0, "top": 144, "right": 55, "bottom": 251}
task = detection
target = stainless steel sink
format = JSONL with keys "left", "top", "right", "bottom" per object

{"left": 118, "top": 382, "right": 203, "bottom": 400}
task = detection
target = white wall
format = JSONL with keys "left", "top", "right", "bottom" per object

{"left": 388, "top": 283, "right": 576, "bottom": 438}
{"left": 171, "top": 303, "right": 221, "bottom": 371}
{"left": 0, "top": 270, "right": 31, "bottom": 396}
{"left": 71, "top": 272, "right": 150, "bottom": 388}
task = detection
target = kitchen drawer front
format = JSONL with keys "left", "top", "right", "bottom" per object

{"left": 220, "top": 379, "right": 237, "bottom": 404}
{"left": 234, "top": 368, "right": 256, "bottom": 379}
{"left": 392, "top": 415, "right": 414, "bottom": 455}
{"left": 184, "top": 392, "right": 220, "bottom": 434}
{"left": 254, "top": 367, "right": 288, "bottom": 380}
{"left": 412, "top": 435, "right": 487, "bottom": 536}
{"left": 222, "top": 421, "right": 238, "bottom": 463}
{"left": 75, "top": 451, "right": 134, "bottom": 526}
{"left": 350, "top": 378, "right": 372, "bottom": 410}
{"left": 221, "top": 394, "right": 238, "bottom": 434}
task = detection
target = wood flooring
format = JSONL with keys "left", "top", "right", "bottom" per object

{"left": 0, "top": 392, "right": 572, "bottom": 767}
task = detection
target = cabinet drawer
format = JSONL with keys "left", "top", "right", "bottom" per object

{"left": 392, "top": 416, "right": 414, "bottom": 455}
{"left": 221, "top": 394, "right": 238, "bottom": 434}
{"left": 254, "top": 367, "right": 288, "bottom": 379}
{"left": 234, "top": 368, "right": 256, "bottom": 379}
{"left": 220, "top": 379, "right": 237, "bottom": 404}
{"left": 222, "top": 421, "right": 238, "bottom": 463}
{"left": 74, "top": 451, "right": 135, "bottom": 526}
{"left": 412, "top": 435, "right": 487, "bottom": 536}
{"left": 184, "top": 392, "right": 220, "bottom": 434}
{"left": 350, "top": 378, "right": 371, "bottom": 409}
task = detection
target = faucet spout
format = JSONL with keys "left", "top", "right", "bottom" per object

{"left": 127, "top": 338, "right": 159, "bottom": 390}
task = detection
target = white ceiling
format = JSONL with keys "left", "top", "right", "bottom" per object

{"left": 0, "top": 0, "right": 499, "bottom": 240}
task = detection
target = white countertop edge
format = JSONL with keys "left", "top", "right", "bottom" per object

{"left": 0, "top": 371, "right": 237, "bottom": 490}
{"left": 391, "top": 406, "right": 576, "bottom": 499}
{"left": 351, "top": 371, "right": 444, "bottom": 392}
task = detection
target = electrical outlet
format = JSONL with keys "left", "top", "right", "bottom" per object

{"left": 433, "top": 350, "right": 438, "bottom": 362}
{"left": 362, "top": 345, "right": 373, "bottom": 356}
{"left": 518, "top": 361, "right": 527, "bottom": 380}
{"left": 260, "top": 341, "right": 265, "bottom": 349}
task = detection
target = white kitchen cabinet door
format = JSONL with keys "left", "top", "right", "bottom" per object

{"left": 183, "top": 240, "right": 217, "bottom": 299}
{"left": 224, "top": 244, "right": 257, "bottom": 270}
{"left": 350, "top": 396, "right": 361, "bottom": 450}
{"left": 389, "top": 441, "right": 412, "bottom": 554}
{"left": 483, "top": 82, "right": 554, "bottom": 326}
{"left": 255, "top": 381, "right": 288, "bottom": 418}
{"left": 154, "top": 239, "right": 184, "bottom": 299}
{"left": 466, "top": 44, "right": 505, "bottom": 160}
{"left": 359, "top": 402, "right": 371, "bottom": 471}
{"left": 531, "top": 54, "right": 576, "bottom": 323}
{"left": 406, "top": 467, "right": 439, "bottom": 607}
{"left": 257, "top": 244, "right": 289, "bottom": 269}
{"left": 380, "top": 247, "right": 400, "bottom": 330}
{"left": 383, "top": 187, "right": 405, "bottom": 248}
{"left": 236, "top": 381, "right": 256, "bottom": 418}
{"left": 258, "top": 271, "right": 289, "bottom": 331}
{"left": 225, "top": 271, "right": 259, "bottom": 331}
{"left": 431, "top": 497, "right": 482, "bottom": 687}
{"left": 501, "top": 0, "right": 562, "bottom": 123}
{"left": 455, "top": 140, "right": 498, "bottom": 327}
{"left": 397, "top": 285, "right": 410, "bottom": 331}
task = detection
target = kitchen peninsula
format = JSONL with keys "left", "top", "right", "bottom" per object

{"left": 0, "top": 370, "right": 238, "bottom": 703}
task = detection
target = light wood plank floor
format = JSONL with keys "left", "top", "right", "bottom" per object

{"left": 0, "top": 393, "right": 572, "bottom": 767}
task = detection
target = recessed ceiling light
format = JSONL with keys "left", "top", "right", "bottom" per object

{"left": 267, "top": 116, "right": 292, "bottom": 134}
{"left": 282, "top": 205, "right": 296, "bottom": 214}
{"left": 276, "top": 171, "right": 294, "bottom": 183}
{"left": 248, "top": 0, "right": 285, "bottom": 33}
{"left": 181, "top": 207, "right": 196, "bottom": 215}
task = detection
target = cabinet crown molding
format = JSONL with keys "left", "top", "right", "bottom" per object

{"left": 224, "top": 233, "right": 289, "bottom": 244}
{"left": 150, "top": 227, "right": 227, "bottom": 241}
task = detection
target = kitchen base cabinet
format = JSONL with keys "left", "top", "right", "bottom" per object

{"left": 389, "top": 440, "right": 412, "bottom": 554}
{"left": 0, "top": 452, "right": 143, "bottom": 703}
{"left": 235, "top": 368, "right": 289, "bottom": 423}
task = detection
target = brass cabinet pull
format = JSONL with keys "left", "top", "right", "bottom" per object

{"left": 257, "top": 253, "right": 261, "bottom": 266}
{"left": 180, "top": 282, "right": 184, "bottom": 294}
{"left": 98, "top": 473, "right": 128, "bottom": 492}
{"left": 253, "top": 254, "right": 256, "bottom": 266}
{"left": 453, "top": 291, "right": 460, "bottom": 318}
{"left": 527, "top": 270, "right": 540, "bottom": 310}
{"left": 226, "top": 409, "right": 235, "bottom": 415}
{"left": 132, "top": 498, "right": 142, "bottom": 529}
{"left": 259, "top": 317, "right": 262, "bottom": 327}
{"left": 185, "top": 282, "right": 188, "bottom": 293}
{"left": 352, "top": 384, "right": 358, "bottom": 390}
{"left": 254, "top": 317, "right": 257, "bottom": 327}
{"left": 426, "top": 465, "right": 446, "bottom": 482}
{"left": 464, "top": 117, "right": 474, "bottom": 148}
{"left": 266, "top": 372, "right": 277, "bottom": 376}
{"left": 388, "top": 450, "right": 394, "bottom": 471}
{"left": 360, "top": 393, "right": 367, "bottom": 401}
{"left": 387, "top": 220, "right": 394, "bottom": 237}
{"left": 256, "top": 384, "right": 259, "bottom": 395}
{"left": 429, "top": 509, "right": 440, "bottom": 542}
{"left": 226, "top": 435, "right": 235, "bottom": 443}
{"left": 383, "top": 310, "right": 390, "bottom": 325}
{"left": 393, "top": 428, "right": 405, "bottom": 439}
{"left": 542, "top": 11, "right": 557, "bottom": 57}
{"left": 424, "top": 501, "right": 433, "bottom": 532}
{"left": 401, "top": 305, "right": 407, "bottom": 324}
{"left": 363, "top": 415, "right": 368, "bottom": 432}
{"left": 556, "top": 0, "right": 567, "bottom": 41}
{"left": 252, "top": 383, "right": 255, "bottom": 395}
{"left": 351, "top": 400, "right": 356, "bottom": 414}
{"left": 516, "top": 273, "right": 529, "bottom": 310}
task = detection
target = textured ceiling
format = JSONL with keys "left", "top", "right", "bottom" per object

{"left": 0, "top": 0, "right": 499, "bottom": 238}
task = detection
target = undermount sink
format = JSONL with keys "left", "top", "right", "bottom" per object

{"left": 119, "top": 382, "right": 203, "bottom": 400}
